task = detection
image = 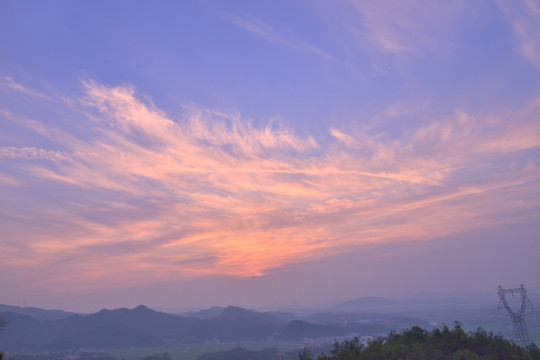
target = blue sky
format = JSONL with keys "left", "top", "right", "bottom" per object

{"left": 1, "top": 1, "right": 539, "bottom": 312}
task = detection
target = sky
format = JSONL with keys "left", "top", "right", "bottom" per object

{"left": 1, "top": 1, "right": 539, "bottom": 313}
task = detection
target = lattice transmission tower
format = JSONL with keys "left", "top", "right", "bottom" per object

{"left": 497, "top": 284, "right": 534, "bottom": 345}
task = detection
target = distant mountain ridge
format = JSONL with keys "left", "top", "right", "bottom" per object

{"left": 0, "top": 304, "right": 75, "bottom": 321}
{"left": 4, "top": 294, "right": 503, "bottom": 353}
{"left": 3, "top": 292, "right": 538, "bottom": 353}
{"left": 327, "top": 293, "right": 502, "bottom": 313}
{"left": 0, "top": 304, "right": 391, "bottom": 352}
{"left": 182, "top": 306, "right": 225, "bottom": 319}
{"left": 183, "top": 305, "right": 297, "bottom": 322}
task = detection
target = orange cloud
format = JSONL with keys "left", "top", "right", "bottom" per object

{"left": 1, "top": 80, "right": 539, "bottom": 291}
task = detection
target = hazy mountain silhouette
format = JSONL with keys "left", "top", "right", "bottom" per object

{"left": 0, "top": 304, "right": 75, "bottom": 321}
{"left": 182, "top": 306, "right": 225, "bottom": 319}
{"left": 327, "top": 294, "right": 500, "bottom": 313}
{"left": 0, "top": 304, "right": 393, "bottom": 352}
{"left": 218, "top": 305, "right": 285, "bottom": 323}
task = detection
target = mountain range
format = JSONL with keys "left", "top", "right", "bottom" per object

{"left": 0, "top": 304, "right": 397, "bottom": 352}
{"left": 3, "top": 291, "right": 528, "bottom": 353}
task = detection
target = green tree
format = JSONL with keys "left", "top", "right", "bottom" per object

{"left": 300, "top": 324, "right": 540, "bottom": 360}
{"left": 0, "top": 316, "right": 5, "bottom": 360}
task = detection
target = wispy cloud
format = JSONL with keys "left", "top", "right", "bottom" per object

{"left": 0, "top": 173, "right": 18, "bottom": 185}
{"left": 1, "top": 80, "right": 539, "bottom": 290}
{"left": 223, "top": 13, "right": 334, "bottom": 60}
{"left": 0, "top": 147, "right": 70, "bottom": 161}
{"left": 347, "top": 0, "right": 467, "bottom": 55}
{"left": 1, "top": 76, "right": 50, "bottom": 98}
{"left": 499, "top": 0, "right": 540, "bottom": 68}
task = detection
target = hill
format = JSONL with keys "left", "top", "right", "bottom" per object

{"left": 0, "top": 304, "right": 75, "bottom": 321}
{"left": 0, "top": 304, "right": 393, "bottom": 352}
{"left": 300, "top": 324, "right": 540, "bottom": 360}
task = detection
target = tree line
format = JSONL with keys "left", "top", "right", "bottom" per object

{"left": 299, "top": 323, "right": 540, "bottom": 360}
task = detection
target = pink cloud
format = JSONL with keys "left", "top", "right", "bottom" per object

{"left": 500, "top": 0, "right": 540, "bottom": 68}
{"left": 1, "top": 80, "right": 539, "bottom": 291}
{"left": 349, "top": 0, "right": 468, "bottom": 55}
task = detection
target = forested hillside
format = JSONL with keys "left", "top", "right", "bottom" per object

{"left": 299, "top": 323, "right": 540, "bottom": 360}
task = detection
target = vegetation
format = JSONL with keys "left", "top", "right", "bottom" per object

{"left": 1, "top": 315, "right": 6, "bottom": 360}
{"left": 140, "top": 353, "right": 172, "bottom": 360}
{"left": 300, "top": 323, "right": 540, "bottom": 360}
{"left": 197, "top": 346, "right": 302, "bottom": 360}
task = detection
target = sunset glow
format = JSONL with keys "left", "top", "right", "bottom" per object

{"left": 1, "top": 1, "right": 539, "bottom": 312}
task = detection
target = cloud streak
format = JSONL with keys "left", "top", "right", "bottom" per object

{"left": 1, "top": 79, "right": 539, "bottom": 291}
{"left": 348, "top": 0, "right": 467, "bottom": 55}
{"left": 223, "top": 13, "right": 334, "bottom": 60}
{"left": 1, "top": 76, "right": 50, "bottom": 99}
{"left": 500, "top": 0, "right": 540, "bottom": 68}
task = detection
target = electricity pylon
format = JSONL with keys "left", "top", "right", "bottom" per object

{"left": 497, "top": 284, "right": 534, "bottom": 345}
